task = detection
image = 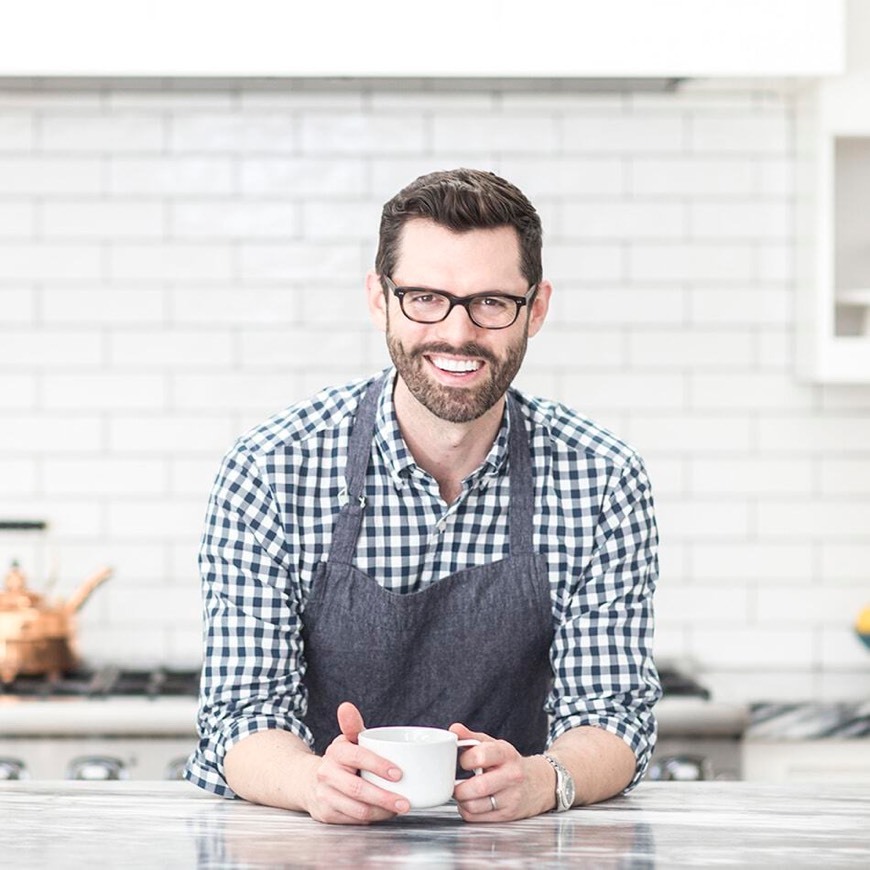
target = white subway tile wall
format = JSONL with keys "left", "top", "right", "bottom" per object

{"left": 1, "top": 79, "right": 869, "bottom": 702}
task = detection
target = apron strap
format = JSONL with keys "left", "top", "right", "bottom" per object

{"left": 330, "top": 373, "right": 535, "bottom": 562}
{"left": 328, "top": 373, "right": 388, "bottom": 563}
{"left": 506, "top": 392, "right": 535, "bottom": 557}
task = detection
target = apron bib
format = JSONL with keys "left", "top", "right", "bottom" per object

{"left": 301, "top": 374, "right": 554, "bottom": 756}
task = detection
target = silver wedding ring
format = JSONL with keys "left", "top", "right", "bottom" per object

{"left": 489, "top": 794, "right": 498, "bottom": 812}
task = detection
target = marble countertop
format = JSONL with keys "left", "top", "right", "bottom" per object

{"left": 747, "top": 700, "right": 870, "bottom": 740}
{"left": 2, "top": 781, "right": 868, "bottom": 868}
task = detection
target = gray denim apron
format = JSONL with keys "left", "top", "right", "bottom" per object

{"left": 301, "top": 374, "right": 554, "bottom": 757}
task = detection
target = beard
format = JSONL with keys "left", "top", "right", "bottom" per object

{"left": 386, "top": 317, "right": 529, "bottom": 424}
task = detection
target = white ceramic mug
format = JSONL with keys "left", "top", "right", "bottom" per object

{"left": 358, "top": 725, "right": 482, "bottom": 808}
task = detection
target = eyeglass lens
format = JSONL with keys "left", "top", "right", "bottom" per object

{"left": 401, "top": 290, "right": 518, "bottom": 328}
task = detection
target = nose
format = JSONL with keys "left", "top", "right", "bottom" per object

{"left": 434, "top": 301, "right": 481, "bottom": 344}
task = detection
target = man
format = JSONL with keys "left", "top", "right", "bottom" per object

{"left": 185, "top": 168, "right": 661, "bottom": 825}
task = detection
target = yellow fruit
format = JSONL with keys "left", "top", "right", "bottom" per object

{"left": 857, "top": 606, "right": 870, "bottom": 634}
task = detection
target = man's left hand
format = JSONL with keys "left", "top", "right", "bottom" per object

{"left": 448, "top": 723, "right": 555, "bottom": 822}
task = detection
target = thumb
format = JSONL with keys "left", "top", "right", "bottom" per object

{"left": 337, "top": 701, "right": 366, "bottom": 744}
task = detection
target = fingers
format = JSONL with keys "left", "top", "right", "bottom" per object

{"left": 309, "top": 733, "right": 409, "bottom": 825}
{"left": 454, "top": 773, "right": 513, "bottom": 823}
{"left": 327, "top": 734, "right": 402, "bottom": 785}
{"left": 313, "top": 757, "right": 409, "bottom": 824}
{"left": 448, "top": 722, "right": 492, "bottom": 743}
{"left": 453, "top": 737, "right": 510, "bottom": 791}
{"left": 337, "top": 701, "right": 366, "bottom": 743}
{"left": 454, "top": 760, "right": 514, "bottom": 823}
{"left": 449, "top": 723, "right": 496, "bottom": 776}
{"left": 456, "top": 792, "right": 507, "bottom": 822}
{"left": 452, "top": 739, "right": 525, "bottom": 823}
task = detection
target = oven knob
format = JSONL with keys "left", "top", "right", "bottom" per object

{"left": 648, "top": 754, "right": 712, "bottom": 781}
{"left": 66, "top": 755, "right": 129, "bottom": 781}
{"left": 0, "top": 758, "right": 28, "bottom": 780}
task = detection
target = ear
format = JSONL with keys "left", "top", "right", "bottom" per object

{"left": 366, "top": 270, "right": 388, "bottom": 332}
{"left": 526, "top": 280, "right": 552, "bottom": 338}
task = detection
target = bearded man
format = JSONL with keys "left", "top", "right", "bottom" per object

{"left": 186, "top": 168, "right": 661, "bottom": 825}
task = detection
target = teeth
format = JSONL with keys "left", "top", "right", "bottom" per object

{"left": 431, "top": 356, "right": 481, "bottom": 373}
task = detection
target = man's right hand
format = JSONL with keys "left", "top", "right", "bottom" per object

{"left": 306, "top": 701, "right": 412, "bottom": 825}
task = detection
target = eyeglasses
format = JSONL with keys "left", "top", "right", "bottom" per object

{"left": 382, "top": 275, "right": 537, "bottom": 330}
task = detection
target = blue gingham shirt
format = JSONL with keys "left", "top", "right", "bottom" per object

{"left": 185, "top": 369, "right": 661, "bottom": 797}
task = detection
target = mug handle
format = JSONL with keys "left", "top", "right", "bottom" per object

{"left": 455, "top": 737, "right": 483, "bottom": 781}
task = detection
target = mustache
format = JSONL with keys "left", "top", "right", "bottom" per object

{"left": 411, "top": 342, "right": 498, "bottom": 365}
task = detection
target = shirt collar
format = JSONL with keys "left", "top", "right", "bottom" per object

{"left": 372, "top": 368, "right": 512, "bottom": 489}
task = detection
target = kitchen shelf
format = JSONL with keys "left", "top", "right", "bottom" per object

{"left": 797, "top": 73, "right": 870, "bottom": 382}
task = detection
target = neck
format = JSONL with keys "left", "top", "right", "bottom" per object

{"left": 393, "top": 378, "right": 505, "bottom": 504}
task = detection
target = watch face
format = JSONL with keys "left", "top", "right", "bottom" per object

{"left": 545, "top": 754, "right": 575, "bottom": 811}
{"left": 562, "top": 775, "right": 576, "bottom": 809}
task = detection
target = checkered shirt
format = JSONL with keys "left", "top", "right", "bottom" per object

{"left": 185, "top": 368, "right": 661, "bottom": 797}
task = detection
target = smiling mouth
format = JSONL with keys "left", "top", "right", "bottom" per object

{"left": 428, "top": 355, "right": 483, "bottom": 374}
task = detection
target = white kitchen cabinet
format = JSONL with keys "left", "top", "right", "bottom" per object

{"left": 796, "top": 72, "right": 870, "bottom": 382}
{"left": 0, "top": 0, "right": 845, "bottom": 78}
{"left": 742, "top": 739, "right": 870, "bottom": 783}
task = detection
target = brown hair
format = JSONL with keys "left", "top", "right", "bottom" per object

{"left": 375, "top": 168, "right": 543, "bottom": 286}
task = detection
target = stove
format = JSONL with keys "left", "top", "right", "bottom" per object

{"left": 0, "top": 667, "right": 200, "bottom": 781}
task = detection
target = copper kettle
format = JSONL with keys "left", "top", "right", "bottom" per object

{"left": 0, "top": 561, "right": 112, "bottom": 683}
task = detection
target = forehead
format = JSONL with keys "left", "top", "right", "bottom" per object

{"left": 394, "top": 219, "right": 524, "bottom": 289}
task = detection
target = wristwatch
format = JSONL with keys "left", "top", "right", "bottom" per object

{"left": 542, "top": 753, "right": 576, "bottom": 812}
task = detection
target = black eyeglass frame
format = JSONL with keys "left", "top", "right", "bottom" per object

{"left": 381, "top": 275, "right": 538, "bottom": 330}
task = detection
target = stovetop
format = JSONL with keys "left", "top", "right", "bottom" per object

{"left": 0, "top": 667, "right": 200, "bottom": 699}
{"left": 0, "top": 664, "right": 709, "bottom": 700}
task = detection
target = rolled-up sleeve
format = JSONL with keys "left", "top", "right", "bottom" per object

{"left": 547, "top": 452, "right": 661, "bottom": 791}
{"left": 184, "top": 443, "right": 313, "bottom": 798}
